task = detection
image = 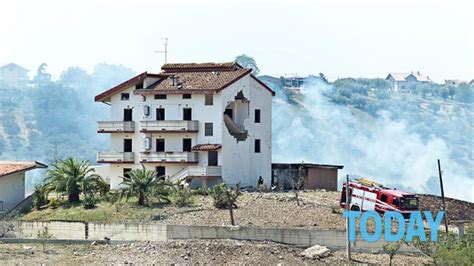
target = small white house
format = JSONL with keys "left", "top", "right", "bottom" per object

{"left": 0, "top": 63, "right": 29, "bottom": 88}
{"left": 386, "top": 71, "right": 432, "bottom": 92}
{"left": 0, "top": 161, "right": 47, "bottom": 213}
{"left": 94, "top": 62, "right": 275, "bottom": 189}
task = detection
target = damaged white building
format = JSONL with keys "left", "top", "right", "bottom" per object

{"left": 94, "top": 62, "right": 275, "bottom": 189}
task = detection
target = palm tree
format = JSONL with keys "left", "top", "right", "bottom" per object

{"left": 45, "top": 157, "right": 106, "bottom": 203}
{"left": 117, "top": 167, "right": 170, "bottom": 205}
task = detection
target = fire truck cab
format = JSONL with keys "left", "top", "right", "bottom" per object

{"left": 340, "top": 178, "right": 419, "bottom": 218}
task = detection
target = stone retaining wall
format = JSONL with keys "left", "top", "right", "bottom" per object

{"left": 7, "top": 221, "right": 413, "bottom": 252}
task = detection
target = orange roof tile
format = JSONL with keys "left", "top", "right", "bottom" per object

{"left": 192, "top": 144, "right": 222, "bottom": 151}
{"left": 0, "top": 161, "right": 47, "bottom": 177}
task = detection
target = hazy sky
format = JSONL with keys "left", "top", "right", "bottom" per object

{"left": 1, "top": 0, "right": 472, "bottom": 81}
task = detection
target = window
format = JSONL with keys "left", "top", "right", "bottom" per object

{"left": 155, "top": 94, "right": 167, "bottom": 100}
{"left": 123, "top": 168, "right": 132, "bottom": 178}
{"left": 255, "top": 139, "right": 261, "bottom": 153}
{"left": 183, "top": 94, "right": 191, "bottom": 99}
{"left": 123, "top": 139, "right": 132, "bottom": 152}
{"left": 123, "top": 109, "right": 132, "bottom": 121}
{"left": 183, "top": 108, "right": 192, "bottom": 121}
{"left": 381, "top": 194, "right": 388, "bottom": 203}
{"left": 136, "top": 82, "right": 143, "bottom": 90}
{"left": 205, "top": 94, "right": 213, "bottom": 105}
{"left": 392, "top": 197, "right": 400, "bottom": 206}
{"left": 205, "top": 123, "right": 213, "bottom": 136}
{"left": 182, "top": 138, "right": 192, "bottom": 152}
{"left": 156, "top": 139, "right": 165, "bottom": 152}
{"left": 255, "top": 109, "right": 261, "bottom": 123}
{"left": 156, "top": 108, "right": 165, "bottom": 121}
{"left": 156, "top": 166, "right": 166, "bottom": 179}
{"left": 121, "top": 93, "right": 130, "bottom": 100}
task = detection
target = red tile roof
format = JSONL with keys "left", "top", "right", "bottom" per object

{"left": 162, "top": 62, "right": 239, "bottom": 72}
{"left": 192, "top": 144, "right": 222, "bottom": 151}
{"left": 0, "top": 161, "right": 47, "bottom": 177}
{"left": 95, "top": 62, "right": 275, "bottom": 102}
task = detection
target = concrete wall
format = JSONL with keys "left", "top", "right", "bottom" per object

{"left": 9, "top": 221, "right": 413, "bottom": 252}
{"left": 0, "top": 172, "right": 26, "bottom": 213}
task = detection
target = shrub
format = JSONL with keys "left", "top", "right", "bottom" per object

{"left": 209, "top": 183, "right": 241, "bottom": 209}
{"left": 170, "top": 187, "right": 194, "bottom": 207}
{"left": 383, "top": 241, "right": 402, "bottom": 265}
{"left": 82, "top": 194, "right": 96, "bottom": 209}
{"left": 48, "top": 198, "right": 59, "bottom": 209}
{"left": 33, "top": 184, "right": 49, "bottom": 210}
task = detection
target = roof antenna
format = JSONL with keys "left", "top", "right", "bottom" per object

{"left": 155, "top": 37, "right": 168, "bottom": 64}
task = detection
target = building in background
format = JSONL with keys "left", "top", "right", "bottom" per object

{"left": 386, "top": 71, "right": 432, "bottom": 92}
{"left": 272, "top": 163, "right": 344, "bottom": 191}
{"left": 0, "top": 63, "right": 29, "bottom": 88}
{"left": 95, "top": 62, "right": 274, "bottom": 189}
{"left": 0, "top": 161, "right": 47, "bottom": 213}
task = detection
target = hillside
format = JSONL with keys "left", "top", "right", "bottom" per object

{"left": 261, "top": 76, "right": 473, "bottom": 202}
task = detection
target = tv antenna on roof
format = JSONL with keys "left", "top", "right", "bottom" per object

{"left": 155, "top": 37, "right": 168, "bottom": 63}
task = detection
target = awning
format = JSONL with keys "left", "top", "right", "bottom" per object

{"left": 192, "top": 144, "right": 222, "bottom": 151}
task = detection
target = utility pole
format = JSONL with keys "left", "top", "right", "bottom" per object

{"left": 346, "top": 174, "right": 351, "bottom": 261}
{"left": 437, "top": 159, "right": 449, "bottom": 237}
{"left": 155, "top": 37, "right": 168, "bottom": 63}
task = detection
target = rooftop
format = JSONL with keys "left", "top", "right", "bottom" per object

{"left": 95, "top": 62, "right": 275, "bottom": 102}
{"left": 0, "top": 161, "right": 47, "bottom": 177}
{"left": 272, "top": 163, "right": 344, "bottom": 170}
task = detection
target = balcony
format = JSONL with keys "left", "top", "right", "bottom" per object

{"left": 97, "top": 152, "right": 134, "bottom": 163}
{"left": 97, "top": 121, "right": 135, "bottom": 133}
{"left": 140, "top": 120, "right": 198, "bottom": 133}
{"left": 140, "top": 151, "right": 199, "bottom": 163}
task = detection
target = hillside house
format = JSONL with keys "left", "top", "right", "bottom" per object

{"left": 386, "top": 71, "right": 432, "bottom": 92}
{"left": 0, "top": 63, "right": 29, "bottom": 88}
{"left": 272, "top": 163, "right": 343, "bottom": 191}
{"left": 95, "top": 62, "right": 275, "bottom": 189}
{"left": 0, "top": 161, "right": 47, "bottom": 213}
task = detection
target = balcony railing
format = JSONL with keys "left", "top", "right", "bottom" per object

{"left": 97, "top": 121, "right": 135, "bottom": 133}
{"left": 140, "top": 151, "right": 199, "bottom": 163}
{"left": 97, "top": 152, "right": 134, "bottom": 163}
{"left": 140, "top": 120, "right": 198, "bottom": 132}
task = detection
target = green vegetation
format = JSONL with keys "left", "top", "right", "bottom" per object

{"left": 169, "top": 186, "right": 195, "bottom": 207}
{"left": 45, "top": 158, "right": 107, "bottom": 203}
{"left": 383, "top": 241, "right": 402, "bottom": 265}
{"left": 115, "top": 167, "right": 171, "bottom": 205}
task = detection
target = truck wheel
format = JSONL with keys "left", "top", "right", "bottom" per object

{"left": 350, "top": 205, "right": 360, "bottom": 211}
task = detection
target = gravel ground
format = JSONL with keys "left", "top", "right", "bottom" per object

{"left": 0, "top": 240, "right": 432, "bottom": 265}
{"left": 155, "top": 191, "right": 347, "bottom": 230}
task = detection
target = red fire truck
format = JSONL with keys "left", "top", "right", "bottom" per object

{"left": 340, "top": 178, "right": 419, "bottom": 218}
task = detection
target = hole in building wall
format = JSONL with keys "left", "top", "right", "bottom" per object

{"left": 223, "top": 90, "right": 249, "bottom": 141}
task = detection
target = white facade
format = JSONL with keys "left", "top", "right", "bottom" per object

{"left": 95, "top": 63, "right": 273, "bottom": 189}
{"left": 0, "top": 161, "right": 46, "bottom": 213}
{"left": 0, "top": 172, "right": 25, "bottom": 213}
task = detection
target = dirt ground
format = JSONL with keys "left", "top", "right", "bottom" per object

{"left": 155, "top": 191, "right": 347, "bottom": 230}
{"left": 0, "top": 240, "right": 432, "bottom": 265}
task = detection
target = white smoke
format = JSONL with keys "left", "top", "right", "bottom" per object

{"left": 272, "top": 80, "right": 474, "bottom": 202}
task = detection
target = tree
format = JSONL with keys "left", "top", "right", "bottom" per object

{"left": 319, "top": 73, "right": 328, "bottom": 83}
{"left": 234, "top": 54, "right": 260, "bottom": 76}
{"left": 59, "top": 67, "right": 92, "bottom": 90}
{"left": 440, "top": 87, "right": 449, "bottom": 101}
{"left": 383, "top": 241, "right": 402, "bottom": 265}
{"left": 33, "top": 63, "right": 52, "bottom": 85}
{"left": 209, "top": 183, "right": 241, "bottom": 225}
{"left": 448, "top": 85, "right": 456, "bottom": 99}
{"left": 116, "top": 167, "right": 170, "bottom": 205}
{"left": 289, "top": 164, "right": 305, "bottom": 206}
{"left": 454, "top": 84, "right": 473, "bottom": 104}
{"left": 45, "top": 158, "right": 105, "bottom": 203}
{"left": 33, "top": 183, "right": 49, "bottom": 209}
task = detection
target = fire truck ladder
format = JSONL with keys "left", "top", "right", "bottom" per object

{"left": 353, "top": 178, "right": 385, "bottom": 188}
